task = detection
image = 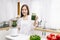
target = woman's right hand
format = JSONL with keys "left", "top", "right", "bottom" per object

{"left": 35, "top": 16, "right": 38, "bottom": 21}
{"left": 34, "top": 16, "right": 38, "bottom": 27}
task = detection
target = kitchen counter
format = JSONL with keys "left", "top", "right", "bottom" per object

{"left": 34, "top": 27, "right": 60, "bottom": 34}
{"left": 0, "top": 27, "right": 10, "bottom": 30}
{"left": 0, "top": 27, "right": 60, "bottom": 34}
{"left": 6, "top": 34, "right": 29, "bottom": 40}
{"left": 6, "top": 34, "right": 46, "bottom": 40}
{"left": 5, "top": 27, "right": 60, "bottom": 40}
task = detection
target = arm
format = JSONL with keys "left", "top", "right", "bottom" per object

{"left": 16, "top": 24, "right": 20, "bottom": 34}
{"left": 17, "top": 18, "right": 21, "bottom": 33}
{"left": 17, "top": 26, "right": 20, "bottom": 31}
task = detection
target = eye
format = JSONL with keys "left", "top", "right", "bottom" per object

{"left": 22, "top": 9, "right": 24, "bottom": 11}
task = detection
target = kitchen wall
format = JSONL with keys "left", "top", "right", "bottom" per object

{"left": 47, "top": 0, "right": 60, "bottom": 29}
{"left": 0, "top": 0, "right": 17, "bottom": 22}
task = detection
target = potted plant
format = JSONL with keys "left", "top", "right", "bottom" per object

{"left": 30, "top": 35, "right": 41, "bottom": 40}
{"left": 12, "top": 20, "right": 17, "bottom": 27}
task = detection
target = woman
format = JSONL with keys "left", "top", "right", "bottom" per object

{"left": 17, "top": 4, "right": 38, "bottom": 35}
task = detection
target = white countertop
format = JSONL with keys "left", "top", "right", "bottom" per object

{"left": 6, "top": 34, "right": 29, "bottom": 40}
{"left": 6, "top": 34, "right": 46, "bottom": 40}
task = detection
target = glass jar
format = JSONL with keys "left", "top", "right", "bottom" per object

{"left": 31, "top": 13, "right": 36, "bottom": 20}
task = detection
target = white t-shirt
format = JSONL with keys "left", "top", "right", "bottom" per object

{"left": 17, "top": 15, "right": 34, "bottom": 35}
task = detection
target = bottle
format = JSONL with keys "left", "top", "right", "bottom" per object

{"left": 42, "top": 20, "right": 46, "bottom": 37}
{"left": 38, "top": 20, "right": 42, "bottom": 27}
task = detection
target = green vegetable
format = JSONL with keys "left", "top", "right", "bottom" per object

{"left": 30, "top": 35, "right": 41, "bottom": 40}
{"left": 12, "top": 20, "right": 17, "bottom": 27}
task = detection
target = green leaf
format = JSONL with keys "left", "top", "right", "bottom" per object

{"left": 30, "top": 35, "right": 41, "bottom": 40}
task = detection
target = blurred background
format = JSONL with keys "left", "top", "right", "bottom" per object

{"left": 0, "top": 0, "right": 60, "bottom": 29}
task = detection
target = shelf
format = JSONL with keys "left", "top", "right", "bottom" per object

{"left": 0, "top": 27, "right": 60, "bottom": 34}
{"left": 0, "top": 27, "right": 10, "bottom": 30}
{"left": 34, "top": 27, "right": 60, "bottom": 34}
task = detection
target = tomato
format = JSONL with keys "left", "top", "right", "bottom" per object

{"left": 50, "top": 33, "right": 55, "bottom": 37}
{"left": 56, "top": 34, "right": 60, "bottom": 40}
{"left": 47, "top": 39, "right": 51, "bottom": 40}
{"left": 47, "top": 33, "right": 56, "bottom": 40}
{"left": 47, "top": 35, "right": 51, "bottom": 40}
{"left": 51, "top": 36, "right": 57, "bottom": 40}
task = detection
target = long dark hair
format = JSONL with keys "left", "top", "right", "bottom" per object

{"left": 21, "top": 4, "right": 29, "bottom": 17}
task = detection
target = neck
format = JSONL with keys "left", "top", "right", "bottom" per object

{"left": 23, "top": 15, "right": 28, "bottom": 17}
{"left": 23, "top": 15, "right": 28, "bottom": 20}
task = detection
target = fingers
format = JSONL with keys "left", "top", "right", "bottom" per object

{"left": 35, "top": 16, "right": 38, "bottom": 20}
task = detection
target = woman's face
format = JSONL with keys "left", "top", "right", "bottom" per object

{"left": 22, "top": 6, "right": 28, "bottom": 16}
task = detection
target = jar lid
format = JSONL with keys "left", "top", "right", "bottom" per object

{"left": 32, "top": 13, "right": 36, "bottom": 15}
